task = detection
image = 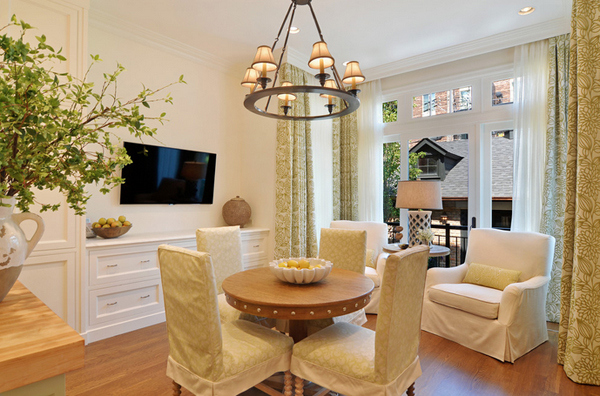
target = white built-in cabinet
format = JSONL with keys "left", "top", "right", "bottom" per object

{"left": 1, "top": 0, "right": 90, "bottom": 332}
{"left": 83, "top": 229, "right": 269, "bottom": 343}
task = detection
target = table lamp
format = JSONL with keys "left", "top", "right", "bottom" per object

{"left": 395, "top": 180, "right": 443, "bottom": 247}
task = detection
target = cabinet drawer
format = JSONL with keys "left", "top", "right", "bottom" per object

{"left": 89, "top": 246, "right": 159, "bottom": 287}
{"left": 89, "top": 279, "right": 163, "bottom": 327}
{"left": 242, "top": 238, "right": 266, "bottom": 255}
{"left": 243, "top": 254, "right": 267, "bottom": 270}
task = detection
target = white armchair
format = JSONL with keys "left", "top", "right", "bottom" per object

{"left": 421, "top": 228, "right": 555, "bottom": 362}
{"left": 330, "top": 220, "right": 389, "bottom": 314}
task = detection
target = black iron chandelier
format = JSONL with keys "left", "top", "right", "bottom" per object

{"left": 242, "top": 0, "right": 365, "bottom": 121}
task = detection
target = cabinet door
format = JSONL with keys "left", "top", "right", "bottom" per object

{"left": 21, "top": 252, "right": 77, "bottom": 329}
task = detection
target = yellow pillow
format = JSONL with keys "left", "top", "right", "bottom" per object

{"left": 365, "top": 248, "right": 376, "bottom": 269}
{"left": 462, "top": 263, "right": 521, "bottom": 291}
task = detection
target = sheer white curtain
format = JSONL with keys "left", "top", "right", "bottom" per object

{"left": 357, "top": 80, "right": 384, "bottom": 222}
{"left": 511, "top": 40, "right": 549, "bottom": 232}
{"left": 311, "top": 102, "right": 333, "bottom": 242}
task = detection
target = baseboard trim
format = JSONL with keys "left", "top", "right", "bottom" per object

{"left": 82, "top": 311, "right": 166, "bottom": 344}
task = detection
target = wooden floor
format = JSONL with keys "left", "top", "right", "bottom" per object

{"left": 66, "top": 316, "right": 600, "bottom": 396}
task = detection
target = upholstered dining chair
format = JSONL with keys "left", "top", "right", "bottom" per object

{"left": 330, "top": 220, "right": 389, "bottom": 314}
{"left": 313, "top": 228, "right": 368, "bottom": 328}
{"left": 421, "top": 228, "right": 555, "bottom": 362}
{"left": 196, "top": 226, "right": 267, "bottom": 325}
{"left": 158, "top": 245, "right": 294, "bottom": 396}
{"left": 291, "top": 245, "right": 430, "bottom": 396}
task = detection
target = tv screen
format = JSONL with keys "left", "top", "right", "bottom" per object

{"left": 120, "top": 142, "right": 216, "bottom": 205}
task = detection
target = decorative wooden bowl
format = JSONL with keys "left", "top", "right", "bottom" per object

{"left": 269, "top": 258, "right": 333, "bottom": 284}
{"left": 92, "top": 225, "right": 132, "bottom": 239}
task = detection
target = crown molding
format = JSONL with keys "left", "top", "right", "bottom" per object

{"left": 89, "top": 9, "right": 234, "bottom": 73}
{"left": 284, "top": 47, "right": 312, "bottom": 74}
{"left": 365, "top": 17, "right": 570, "bottom": 81}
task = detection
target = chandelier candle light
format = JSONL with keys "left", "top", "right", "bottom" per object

{"left": 242, "top": 0, "right": 365, "bottom": 121}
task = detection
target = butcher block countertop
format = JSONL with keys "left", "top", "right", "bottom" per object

{"left": 0, "top": 281, "right": 84, "bottom": 393}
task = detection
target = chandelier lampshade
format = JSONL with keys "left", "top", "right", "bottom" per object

{"left": 277, "top": 81, "right": 297, "bottom": 102}
{"left": 342, "top": 61, "right": 365, "bottom": 95}
{"left": 241, "top": 67, "right": 259, "bottom": 92}
{"left": 319, "top": 79, "right": 336, "bottom": 99}
{"left": 308, "top": 41, "right": 334, "bottom": 71}
{"left": 278, "top": 81, "right": 297, "bottom": 116}
{"left": 242, "top": 0, "right": 364, "bottom": 121}
{"left": 251, "top": 45, "right": 278, "bottom": 74}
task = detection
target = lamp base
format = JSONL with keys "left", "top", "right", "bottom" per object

{"left": 408, "top": 210, "right": 432, "bottom": 247}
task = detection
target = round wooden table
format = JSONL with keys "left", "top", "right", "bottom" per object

{"left": 222, "top": 267, "right": 374, "bottom": 342}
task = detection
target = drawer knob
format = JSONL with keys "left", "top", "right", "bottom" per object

{"left": 107, "top": 302, "right": 118, "bottom": 306}
{"left": 107, "top": 264, "right": 118, "bottom": 268}
{"left": 140, "top": 259, "right": 150, "bottom": 263}
{"left": 141, "top": 295, "right": 151, "bottom": 299}
{"left": 253, "top": 244, "right": 260, "bottom": 248}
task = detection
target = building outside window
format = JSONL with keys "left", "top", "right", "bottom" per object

{"left": 412, "top": 86, "right": 472, "bottom": 118}
{"left": 492, "top": 78, "right": 514, "bottom": 106}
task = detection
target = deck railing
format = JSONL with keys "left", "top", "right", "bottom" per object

{"left": 385, "top": 222, "right": 509, "bottom": 267}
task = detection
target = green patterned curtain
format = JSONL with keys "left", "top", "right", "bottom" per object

{"left": 332, "top": 98, "right": 359, "bottom": 221}
{"left": 274, "top": 63, "right": 318, "bottom": 259}
{"left": 557, "top": 0, "right": 600, "bottom": 385}
{"left": 540, "top": 34, "right": 570, "bottom": 323}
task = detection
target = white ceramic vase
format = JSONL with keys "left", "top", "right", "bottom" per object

{"left": 0, "top": 197, "right": 45, "bottom": 302}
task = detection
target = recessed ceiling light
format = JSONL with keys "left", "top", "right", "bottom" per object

{"left": 290, "top": 26, "right": 300, "bottom": 34}
{"left": 518, "top": 6, "right": 535, "bottom": 15}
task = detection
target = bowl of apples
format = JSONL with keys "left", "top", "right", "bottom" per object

{"left": 269, "top": 257, "right": 333, "bottom": 284}
{"left": 91, "top": 216, "right": 132, "bottom": 239}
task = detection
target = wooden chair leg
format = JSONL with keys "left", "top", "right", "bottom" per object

{"left": 407, "top": 382, "right": 415, "bottom": 396}
{"left": 284, "top": 370, "right": 293, "bottom": 396}
{"left": 294, "top": 375, "right": 304, "bottom": 396}
{"left": 172, "top": 380, "right": 182, "bottom": 396}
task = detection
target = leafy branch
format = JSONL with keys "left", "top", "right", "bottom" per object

{"left": 0, "top": 16, "right": 186, "bottom": 215}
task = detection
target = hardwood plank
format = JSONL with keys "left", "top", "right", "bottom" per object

{"left": 66, "top": 315, "right": 600, "bottom": 396}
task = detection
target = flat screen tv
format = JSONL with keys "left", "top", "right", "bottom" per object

{"left": 120, "top": 141, "right": 216, "bottom": 205}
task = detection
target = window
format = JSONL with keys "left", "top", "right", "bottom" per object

{"left": 492, "top": 78, "right": 514, "bottom": 106}
{"left": 418, "top": 157, "right": 438, "bottom": 176}
{"left": 382, "top": 100, "right": 398, "bottom": 123}
{"left": 412, "top": 86, "right": 472, "bottom": 118}
{"left": 453, "top": 87, "right": 472, "bottom": 112}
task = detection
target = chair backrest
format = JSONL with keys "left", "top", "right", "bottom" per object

{"left": 196, "top": 226, "right": 243, "bottom": 293}
{"left": 464, "top": 228, "right": 555, "bottom": 280}
{"left": 374, "top": 245, "right": 429, "bottom": 384}
{"left": 329, "top": 220, "right": 388, "bottom": 257}
{"left": 318, "top": 228, "right": 367, "bottom": 274}
{"left": 157, "top": 245, "right": 223, "bottom": 381}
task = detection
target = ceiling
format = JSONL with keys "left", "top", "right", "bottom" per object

{"left": 90, "top": 0, "right": 571, "bottom": 74}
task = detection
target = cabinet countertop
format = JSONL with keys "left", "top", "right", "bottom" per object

{"left": 86, "top": 227, "right": 270, "bottom": 249}
{"left": 0, "top": 281, "right": 84, "bottom": 393}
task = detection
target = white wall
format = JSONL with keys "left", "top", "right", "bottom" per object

{"left": 85, "top": 25, "right": 245, "bottom": 235}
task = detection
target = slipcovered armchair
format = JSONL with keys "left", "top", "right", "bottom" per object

{"left": 291, "top": 246, "right": 430, "bottom": 396}
{"left": 158, "top": 245, "right": 294, "bottom": 396}
{"left": 330, "top": 220, "right": 389, "bottom": 314}
{"left": 421, "top": 228, "right": 555, "bottom": 362}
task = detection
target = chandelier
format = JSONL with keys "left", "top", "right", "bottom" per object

{"left": 241, "top": 0, "right": 365, "bottom": 121}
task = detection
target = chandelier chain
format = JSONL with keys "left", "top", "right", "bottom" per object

{"left": 307, "top": 2, "right": 325, "bottom": 42}
{"left": 271, "top": 2, "right": 295, "bottom": 51}
{"left": 265, "top": 1, "right": 298, "bottom": 114}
